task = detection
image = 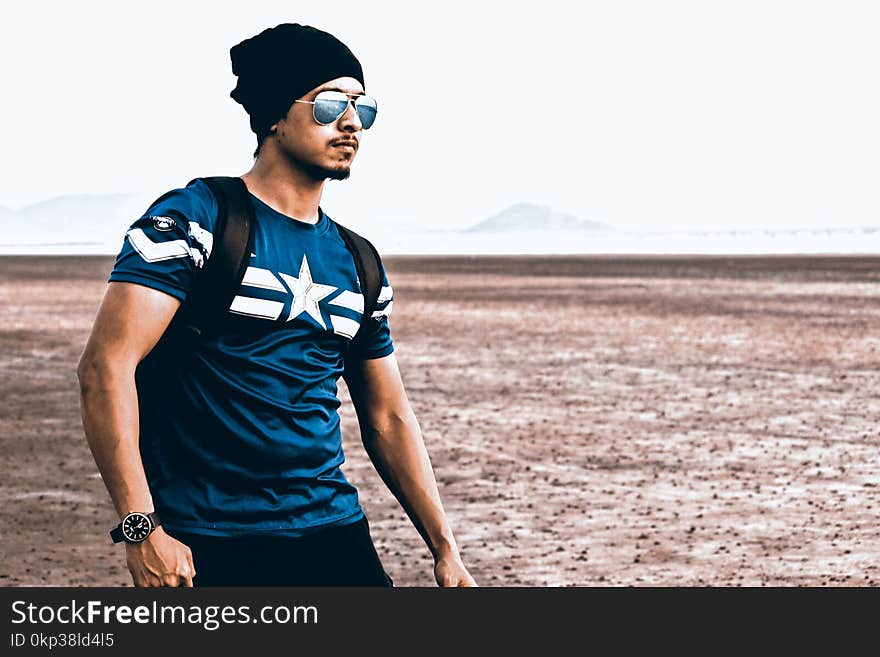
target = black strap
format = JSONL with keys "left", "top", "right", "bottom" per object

{"left": 109, "top": 512, "right": 162, "bottom": 544}
{"left": 154, "top": 176, "right": 382, "bottom": 341}
{"left": 179, "top": 176, "right": 255, "bottom": 336}
{"left": 334, "top": 221, "right": 384, "bottom": 334}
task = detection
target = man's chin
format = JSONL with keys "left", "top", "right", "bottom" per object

{"left": 302, "top": 160, "right": 351, "bottom": 182}
{"left": 325, "top": 167, "right": 351, "bottom": 182}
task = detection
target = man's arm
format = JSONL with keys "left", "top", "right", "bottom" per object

{"left": 344, "top": 353, "right": 477, "bottom": 587}
{"left": 77, "top": 281, "right": 195, "bottom": 587}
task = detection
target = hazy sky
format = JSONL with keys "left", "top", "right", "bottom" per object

{"left": 2, "top": 0, "right": 878, "bottom": 231}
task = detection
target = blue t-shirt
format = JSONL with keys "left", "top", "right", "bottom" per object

{"left": 109, "top": 179, "right": 395, "bottom": 537}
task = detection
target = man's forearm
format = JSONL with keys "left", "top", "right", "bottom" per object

{"left": 77, "top": 357, "right": 154, "bottom": 518}
{"left": 361, "top": 407, "right": 460, "bottom": 559}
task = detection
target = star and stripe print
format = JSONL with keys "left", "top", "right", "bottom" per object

{"left": 229, "top": 254, "right": 393, "bottom": 340}
{"left": 120, "top": 211, "right": 392, "bottom": 341}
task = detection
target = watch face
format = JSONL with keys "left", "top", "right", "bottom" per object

{"left": 121, "top": 513, "right": 153, "bottom": 542}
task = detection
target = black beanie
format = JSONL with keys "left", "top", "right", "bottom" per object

{"left": 230, "top": 23, "right": 365, "bottom": 142}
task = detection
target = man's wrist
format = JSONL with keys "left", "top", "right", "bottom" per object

{"left": 111, "top": 511, "right": 162, "bottom": 544}
{"left": 124, "top": 526, "right": 165, "bottom": 549}
{"left": 430, "top": 536, "right": 461, "bottom": 561}
{"left": 114, "top": 499, "right": 156, "bottom": 521}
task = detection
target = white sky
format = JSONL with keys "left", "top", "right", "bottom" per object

{"left": 1, "top": 0, "right": 878, "bottom": 231}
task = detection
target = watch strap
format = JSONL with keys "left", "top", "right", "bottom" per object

{"left": 147, "top": 511, "right": 162, "bottom": 529}
{"left": 110, "top": 511, "right": 162, "bottom": 544}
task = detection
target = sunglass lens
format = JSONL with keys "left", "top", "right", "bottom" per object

{"left": 311, "top": 91, "right": 377, "bottom": 129}
{"left": 313, "top": 96, "right": 348, "bottom": 125}
{"left": 355, "top": 96, "right": 377, "bottom": 130}
{"left": 356, "top": 106, "right": 376, "bottom": 130}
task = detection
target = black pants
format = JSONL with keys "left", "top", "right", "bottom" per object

{"left": 167, "top": 517, "right": 393, "bottom": 587}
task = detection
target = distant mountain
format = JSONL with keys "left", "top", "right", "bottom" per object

{"left": 17, "top": 193, "right": 137, "bottom": 222}
{"left": 464, "top": 202, "right": 612, "bottom": 233}
{"left": 1, "top": 193, "right": 152, "bottom": 247}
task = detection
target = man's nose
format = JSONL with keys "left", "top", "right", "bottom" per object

{"left": 338, "top": 100, "right": 362, "bottom": 131}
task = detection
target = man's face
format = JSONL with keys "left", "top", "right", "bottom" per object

{"left": 271, "top": 76, "right": 366, "bottom": 181}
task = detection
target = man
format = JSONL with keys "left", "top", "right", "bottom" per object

{"left": 77, "top": 23, "right": 476, "bottom": 587}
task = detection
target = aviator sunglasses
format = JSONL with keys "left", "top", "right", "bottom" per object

{"left": 293, "top": 90, "right": 378, "bottom": 129}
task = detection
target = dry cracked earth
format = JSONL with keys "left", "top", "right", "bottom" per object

{"left": 1, "top": 255, "right": 878, "bottom": 586}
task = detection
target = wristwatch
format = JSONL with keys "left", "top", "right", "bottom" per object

{"left": 110, "top": 511, "right": 162, "bottom": 544}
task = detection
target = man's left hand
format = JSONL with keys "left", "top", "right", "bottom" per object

{"left": 434, "top": 554, "right": 477, "bottom": 587}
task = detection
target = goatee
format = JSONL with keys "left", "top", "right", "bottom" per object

{"left": 301, "top": 161, "right": 351, "bottom": 182}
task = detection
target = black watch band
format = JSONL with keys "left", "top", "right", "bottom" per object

{"left": 110, "top": 511, "right": 162, "bottom": 544}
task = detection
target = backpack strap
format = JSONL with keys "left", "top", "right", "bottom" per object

{"left": 161, "top": 176, "right": 381, "bottom": 343}
{"left": 333, "top": 221, "right": 384, "bottom": 340}
{"left": 178, "top": 176, "right": 255, "bottom": 336}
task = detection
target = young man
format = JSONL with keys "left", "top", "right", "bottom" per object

{"left": 77, "top": 23, "right": 476, "bottom": 587}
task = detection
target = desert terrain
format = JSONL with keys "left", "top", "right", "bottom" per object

{"left": 1, "top": 254, "right": 878, "bottom": 586}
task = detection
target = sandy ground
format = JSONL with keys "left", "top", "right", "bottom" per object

{"left": 1, "top": 254, "right": 879, "bottom": 587}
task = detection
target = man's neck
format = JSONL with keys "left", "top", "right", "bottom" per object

{"left": 240, "top": 154, "right": 324, "bottom": 224}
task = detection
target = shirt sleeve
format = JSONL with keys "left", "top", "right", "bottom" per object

{"left": 348, "top": 261, "right": 395, "bottom": 361}
{"left": 108, "top": 180, "right": 218, "bottom": 302}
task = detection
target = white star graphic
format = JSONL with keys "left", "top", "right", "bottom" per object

{"left": 278, "top": 255, "right": 337, "bottom": 328}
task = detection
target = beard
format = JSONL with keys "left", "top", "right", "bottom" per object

{"left": 300, "top": 159, "right": 352, "bottom": 182}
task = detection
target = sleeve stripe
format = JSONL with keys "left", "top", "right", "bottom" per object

{"left": 187, "top": 221, "right": 214, "bottom": 257}
{"left": 126, "top": 228, "right": 191, "bottom": 263}
{"left": 371, "top": 301, "right": 393, "bottom": 319}
{"left": 377, "top": 285, "right": 393, "bottom": 303}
